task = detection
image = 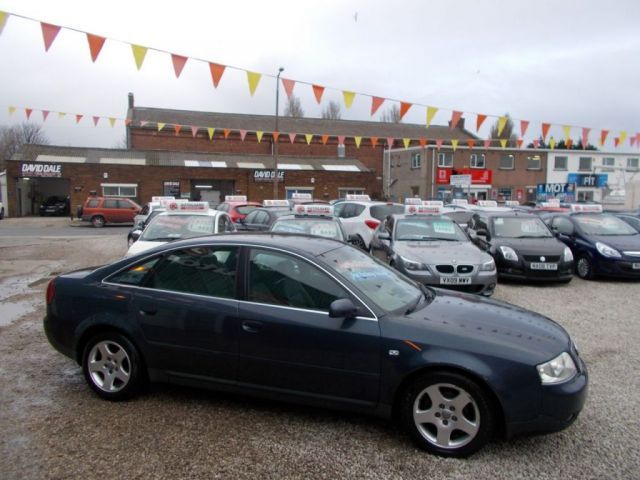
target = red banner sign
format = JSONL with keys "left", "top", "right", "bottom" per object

{"left": 436, "top": 168, "right": 492, "bottom": 185}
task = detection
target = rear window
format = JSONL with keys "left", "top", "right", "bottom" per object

{"left": 235, "top": 205, "right": 258, "bottom": 215}
{"left": 87, "top": 199, "right": 100, "bottom": 208}
{"left": 370, "top": 204, "right": 404, "bottom": 221}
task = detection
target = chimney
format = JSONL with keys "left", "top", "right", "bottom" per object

{"left": 128, "top": 92, "right": 134, "bottom": 109}
{"left": 448, "top": 117, "right": 465, "bottom": 129}
{"left": 126, "top": 93, "right": 134, "bottom": 149}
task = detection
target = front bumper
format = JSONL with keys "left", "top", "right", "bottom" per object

{"left": 593, "top": 256, "right": 640, "bottom": 279}
{"left": 399, "top": 266, "right": 497, "bottom": 296}
{"left": 497, "top": 259, "right": 574, "bottom": 282}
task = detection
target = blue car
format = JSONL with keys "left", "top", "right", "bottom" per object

{"left": 44, "top": 233, "right": 587, "bottom": 457}
{"left": 542, "top": 205, "right": 640, "bottom": 279}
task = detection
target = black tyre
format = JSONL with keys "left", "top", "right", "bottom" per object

{"left": 352, "top": 235, "right": 367, "bottom": 250}
{"left": 0, "top": 208, "right": 4, "bottom": 220}
{"left": 575, "top": 255, "right": 593, "bottom": 280}
{"left": 399, "top": 372, "right": 495, "bottom": 457}
{"left": 91, "top": 215, "right": 105, "bottom": 228}
{"left": 81, "top": 332, "right": 144, "bottom": 401}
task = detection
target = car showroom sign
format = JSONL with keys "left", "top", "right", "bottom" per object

{"left": 567, "top": 173, "right": 608, "bottom": 187}
{"left": 253, "top": 169, "right": 285, "bottom": 182}
{"left": 20, "top": 163, "right": 63, "bottom": 178}
{"left": 437, "top": 168, "right": 493, "bottom": 184}
{"left": 536, "top": 183, "right": 576, "bottom": 202}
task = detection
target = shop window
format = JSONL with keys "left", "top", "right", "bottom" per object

{"left": 579, "top": 157, "right": 593, "bottom": 171}
{"left": 498, "top": 187, "right": 512, "bottom": 201}
{"left": 526, "top": 155, "right": 541, "bottom": 170}
{"left": 437, "top": 153, "right": 453, "bottom": 168}
{"left": 411, "top": 153, "right": 422, "bottom": 169}
{"left": 470, "top": 154, "right": 485, "bottom": 169}
{"left": 554, "top": 156, "right": 568, "bottom": 170}
{"left": 627, "top": 158, "right": 639, "bottom": 171}
{"left": 163, "top": 181, "right": 180, "bottom": 197}
{"left": 339, "top": 188, "right": 365, "bottom": 198}
{"left": 102, "top": 184, "right": 137, "bottom": 197}
{"left": 499, "top": 155, "right": 514, "bottom": 170}
{"left": 577, "top": 190, "right": 594, "bottom": 202}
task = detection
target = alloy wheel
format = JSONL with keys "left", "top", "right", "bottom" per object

{"left": 87, "top": 340, "right": 131, "bottom": 393}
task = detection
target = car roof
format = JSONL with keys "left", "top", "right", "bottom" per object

{"left": 275, "top": 214, "right": 338, "bottom": 221}
{"left": 472, "top": 210, "right": 540, "bottom": 218}
{"left": 156, "top": 209, "right": 223, "bottom": 217}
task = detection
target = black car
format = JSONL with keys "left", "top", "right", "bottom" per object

{"left": 44, "top": 234, "right": 587, "bottom": 457}
{"left": 468, "top": 211, "right": 574, "bottom": 282}
{"left": 39, "top": 195, "right": 70, "bottom": 216}
{"left": 237, "top": 207, "right": 291, "bottom": 231}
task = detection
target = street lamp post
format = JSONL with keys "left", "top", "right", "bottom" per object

{"left": 273, "top": 67, "right": 284, "bottom": 199}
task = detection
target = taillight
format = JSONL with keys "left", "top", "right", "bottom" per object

{"left": 46, "top": 279, "right": 56, "bottom": 305}
{"left": 365, "top": 219, "right": 380, "bottom": 230}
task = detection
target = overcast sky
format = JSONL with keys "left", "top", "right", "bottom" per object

{"left": 0, "top": 0, "right": 639, "bottom": 150}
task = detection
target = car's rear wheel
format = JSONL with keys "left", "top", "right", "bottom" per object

{"left": 576, "top": 255, "right": 593, "bottom": 280}
{"left": 352, "top": 235, "right": 366, "bottom": 250}
{"left": 91, "top": 215, "right": 105, "bottom": 228}
{"left": 82, "top": 333, "right": 143, "bottom": 401}
{"left": 399, "top": 372, "right": 495, "bottom": 457}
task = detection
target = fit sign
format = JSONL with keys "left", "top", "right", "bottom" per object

{"left": 20, "top": 163, "right": 63, "bottom": 178}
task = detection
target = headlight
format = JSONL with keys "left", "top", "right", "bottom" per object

{"left": 596, "top": 242, "right": 621, "bottom": 258}
{"left": 563, "top": 247, "right": 574, "bottom": 262}
{"left": 537, "top": 352, "right": 578, "bottom": 385}
{"left": 480, "top": 259, "right": 496, "bottom": 271}
{"left": 499, "top": 246, "right": 518, "bottom": 261}
{"left": 400, "top": 256, "right": 428, "bottom": 271}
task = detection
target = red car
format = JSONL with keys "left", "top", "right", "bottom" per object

{"left": 217, "top": 199, "right": 261, "bottom": 224}
{"left": 78, "top": 196, "right": 141, "bottom": 227}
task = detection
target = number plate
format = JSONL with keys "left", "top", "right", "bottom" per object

{"left": 530, "top": 262, "right": 558, "bottom": 270}
{"left": 632, "top": 263, "right": 640, "bottom": 270}
{"left": 440, "top": 277, "right": 472, "bottom": 285}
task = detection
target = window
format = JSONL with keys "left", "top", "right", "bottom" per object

{"left": 163, "top": 181, "right": 180, "bottom": 197}
{"left": 338, "top": 203, "right": 366, "bottom": 219}
{"left": 602, "top": 157, "right": 615, "bottom": 171}
{"left": 499, "top": 154, "right": 514, "bottom": 170}
{"left": 248, "top": 249, "right": 349, "bottom": 311}
{"left": 337, "top": 144, "right": 346, "bottom": 158}
{"left": 217, "top": 215, "right": 235, "bottom": 233}
{"left": 101, "top": 183, "right": 137, "bottom": 197}
{"left": 554, "top": 156, "right": 568, "bottom": 170}
{"left": 338, "top": 188, "right": 365, "bottom": 198}
{"left": 579, "top": 157, "right": 593, "bottom": 171}
{"left": 250, "top": 211, "right": 269, "bottom": 225}
{"left": 103, "top": 199, "right": 118, "bottom": 209}
{"left": 551, "top": 217, "right": 574, "bottom": 236}
{"left": 411, "top": 153, "right": 422, "bottom": 169}
{"left": 470, "top": 154, "right": 485, "bottom": 169}
{"left": 118, "top": 199, "right": 135, "bottom": 209}
{"left": 437, "top": 153, "right": 453, "bottom": 168}
{"left": 140, "top": 205, "right": 150, "bottom": 215}
{"left": 109, "top": 258, "right": 161, "bottom": 286}
{"left": 498, "top": 187, "right": 512, "bottom": 201}
{"left": 526, "top": 155, "right": 541, "bottom": 170}
{"left": 87, "top": 199, "right": 100, "bottom": 208}
{"left": 627, "top": 158, "right": 639, "bottom": 170}
{"left": 410, "top": 186, "right": 420, "bottom": 196}
{"left": 577, "top": 190, "right": 594, "bottom": 202}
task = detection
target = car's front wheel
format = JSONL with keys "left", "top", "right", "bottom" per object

{"left": 82, "top": 333, "right": 144, "bottom": 401}
{"left": 575, "top": 255, "right": 593, "bottom": 280}
{"left": 399, "top": 372, "right": 495, "bottom": 457}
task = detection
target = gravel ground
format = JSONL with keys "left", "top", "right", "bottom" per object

{"left": 0, "top": 227, "right": 639, "bottom": 479}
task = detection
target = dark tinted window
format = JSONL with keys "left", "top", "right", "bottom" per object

{"left": 370, "top": 205, "right": 403, "bottom": 221}
{"left": 140, "top": 205, "right": 150, "bottom": 215}
{"left": 103, "top": 199, "right": 118, "bottom": 209}
{"left": 117, "top": 200, "right": 133, "bottom": 209}
{"left": 217, "top": 203, "right": 229, "bottom": 212}
{"left": 552, "top": 216, "right": 574, "bottom": 235}
{"left": 253, "top": 211, "right": 269, "bottom": 225}
{"left": 619, "top": 215, "right": 640, "bottom": 231}
{"left": 444, "top": 211, "right": 474, "bottom": 225}
{"left": 235, "top": 205, "right": 258, "bottom": 215}
{"left": 244, "top": 210, "right": 259, "bottom": 223}
{"left": 87, "top": 199, "right": 100, "bottom": 208}
{"left": 109, "top": 258, "right": 161, "bottom": 286}
{"left": 217, "top": 214, "right": 235, "bottom": 233}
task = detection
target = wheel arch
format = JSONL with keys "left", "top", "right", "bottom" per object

{"left": 75, "top": 324, "right": 142, "bottom": 368}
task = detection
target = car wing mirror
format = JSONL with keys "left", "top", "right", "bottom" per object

{"left": 378, "top": 232, "right": 391, "bottom": 241}
{"left": 329, "top": 298, "right": 358, "bottom": 319}
{"left": 131, "top": 230, "right": 142, "bottom": 241}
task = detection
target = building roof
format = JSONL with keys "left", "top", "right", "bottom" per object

{"left": 11, "top": 144, "right": 371, "bottom": 173}
{"left": 128, "top": 106, "right": 478, "bottom": 141}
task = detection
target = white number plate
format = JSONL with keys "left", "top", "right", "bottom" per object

{"left": 632, "top": 263, "right": 640, "bottom": 270}
{"left": 530, "top": 262, "right": 558, "bottom": 270}
{"left": 440, "top": 277, "right": 472, "bottom": 285}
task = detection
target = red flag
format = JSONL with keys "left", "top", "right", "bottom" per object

{"left": 191, "top": 126, "right": 199, "bottom": 138}
{"left": 239, "top": 130, "right": 247, "bottom": 141}
{"left": 581, "top": 128, "right": 590, "bottom": 147}
{"left": 288, "top": 133, "right": 296, "bottom": 144}
{"left": 338, "top": 135, "right": 346, "bottom": 145}
{"left": 223, "top": 128, "right": 231, "bottom": 139}
{"left": 42, "top": 110, "right": 49, "bottom": 121}
{"left": 171, "top": 54, "right": 188, "bottom": 78}
{"left": 41, "top": 23, "right": 61, "bottom": 52}
{"left": 520, "top": 120, "right": 530, "bottom": 137}
{"left": 386, "top": 137, "right": 394, "bottom": 148}
{"left": 419, "top": 138, "right": 427, "bottom": 148}
{"left": 541, "top": 123, "right": 551, "bottom": 140}
{"left": 321, "top": 135, "right": 329, "bottom": 145}
{"left": 450, "top": 111, "right": 463, "bottom": 129}
{"left": 86, "top": 34, "right": 106, "bottom": 62}
{"left": 399, "top": 102, "right": 412, "bottom": 120}
{"left": 614, "top": 137, "right": 620, "bottom": 148}
{"left": 370, "top": 137, "right": 378, "bottom": 148}
{"left": 436, "top": 139, "right": 443, "bottom": 150}
{"left": 209, "top": 63, "right": 226, "bottom": 88}
{"left": 272, "top": 131, "right": 280, "bottom": 142}
{"left": 371, "top": 97, "right": 384, "bottom": 116}
{"left": 467, "top": 139, "right": 476, "bottom": 149}
{"left": 312, "top": 85, "right": 325, "bottom": 104}
{"left": 630, "top": 136, "right": 637, "bottom": 147}
{"left": 483, "top": 139, "right": 491, "bottom": 149}
{"left": 75, "top": 114, "right": 83, "bottom": 123}
{"left": 476, "top": 114, "right": 487, "bottom": 132}
{"left": 92, "top": 116, "right": 100, "bottom": 126}
{"left": 533, "top": 139, "right": 540, "bottom": 148}
{"left": 25, "top": 108, "right": 33, "bottom": 120}
{"left": 174, "top": 125, "right": 182, "bottom": 135}
{"left": 281, "top": 78, "right": 295, "bottom": 99}
{"left": 600, "top": 130, "right": 609, "bottom": 146}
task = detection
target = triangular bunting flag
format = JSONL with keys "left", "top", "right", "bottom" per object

{"left": 451, "top": 139, "right": 459, "bottom": 152}
{"left": 619, "top": 131, "right": 628, "bottom": 145}
{"left": 8, "top": 106, "right": 16, "bottom": 115}
{"left": 566, "top": 139, "right": 573, "bottom": 149}
{"left": 272, "top": 131, "right": 280, "bottom": 142}
{"left": 174, "top": 125, "right": 182, "bottom": 135}
{"left": 131, "top": 45, "right": 148, "bottom": 70}
{"left": 92, "top": 116, "right": 100, "bottom": 126}
{"left": 223, "top": 129, "right": 231, "bottom": 139}
{"left": 25, "top": 108, "right": 33, "bottom": 120}
{"left": 517, "top": 139, "right": 523, "bottom": 149}
{"left": 541, "top": 123, "right": 551, "bottom": 140}
{"left": 582, "top": 128, "right": 590, "bottom": 147}
{"left": 483, "top": 139, "right": 491, "bottom": 149}
{"left": 354, "top": 136, "right": 362, "bottom": 148}
{"left": 312, "top": 85, "right": 325, "bottom": 104}
{"left": 305, "top": 134, "right": 313, "bottom": 145}
{"left": 75, "top": 114, "right": 83, "bottom": 123}
{"left": 191, "top": 126, "right": 199, "bottom": 138}
{"left": 562, "top": 125, "right": 571, "bottom": 142}
{"left": 371, "top": 97, "right": 384, "bottom": 116}
{"left": 207, "top": 128, "right": 215, "bottom": 140}
{"left": 42, "top": 110, "right": 49, "bottom": 121}
{"left": 288, "top": 133, "right": 296, "bottom": 144}
{"left": 209, "top": 63, "right": 226, "bottom": 88}
{"left": 171, "top": 54, "right": 188, "bottom": 78}
{"left": 497, "top": 116, "right": 508, "bottom": 136}
{"left": 41, "top": 23, "right": 61, "bottom": 52}
{"left": 520, "top": 120, "right": 530, "bottom": 137}
{"left": 500, "top": 139, "right": 507, "bottom": 149}
{"left": 476, "top": 114, "right": 487, "bottom": 132}
{"left": 124, "top": 119, "right": 132, "bottom": 126}
{"left": 343, "top": 91, "right": 356, "bottom": 109}
{"left": 400, "top": 102, "right": 412, "bottom": 120}
{"left": 435, "top": 139, "right": 443, "bottom": 150}
{"left": 282, "top": 78, "right": 295, "bottom": 99}
{"left": 631, "top": 137, "right": 637, "bottom": 147}
{"left": 614, "top": 137, "right": 620, "bottom": 148}
{"left": 0, "top": 11, "right": 8, "bottom": 36}
{"left": 86, "top": 34, "right": 106, "bottom": 62}
{"left": 58, "top": 112, "right": 66, "bottom": 119}
{"left": 533, "top": 139, "right": 541, "bottom": 149}
{"left": 426, "top": 106, "right": 438, "bottom": 128}
{"left": 256, "top": 131, "right": 264, "bottom": 143}
{"left": 450, "top": 111, "right": 463, "bottom": 129}
{"left": 386, "top": 137, "right": 394, "bottom": 148}
{"left": 403, "top": 138, "right": 411, "bottom": 149}
{"left": 239, "top": 130, "right": 247, "bottom": 141}
{"left": 338, "top": 135, "right": 346, "bottom": 145}
{"left": 246, "top": 71, "right": 262, "bottom": 96}
{"left": 600, "top": 130, "right": 609, "bottom": 147}
{"left": 467, "top": 139, "right": 476, "bottom": 149}
{"left": 321, "top": 135, "right": 329, "bottom": 145}
{"left": 157, "top": 123, "right": 165, "bottom": 131}
{"left": 109, "top": 118, "right": 117, "bottom": 128}
{"left": 419, "top": 138, "right": 427, "bottom": 148}
{"left": 140, "top": 120, "right": 149, "bottom": 127}
{"left": 370, "top": 137, "right": 378, "bottom": 148}
{"left": 549, "top": 138, "right": 556, "bottom": 150}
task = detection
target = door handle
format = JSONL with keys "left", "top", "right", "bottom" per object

{"left": 139, "top": 307, "right": 157, "bottom": 316}
{"left": 242, "top": 321, "right": 262, "bottom": 333}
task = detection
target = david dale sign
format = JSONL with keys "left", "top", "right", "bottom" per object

{"left": 21, "top": 163, "right": 63, "bottom": 178}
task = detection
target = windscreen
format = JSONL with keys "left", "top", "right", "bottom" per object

{"left": 395, "top": 217, "right": 468, "bottom": 241}
{"left": 271, "top": 219, "right": 344, "bottom": 240}
{"left": 492, "top": 217, "right": 553, "bottom": 238}
{"left": 140, "top": 214, "right": 216, "bottom": 241}
{"left": 574, "top": 214, "right": 637, "bottom": 235}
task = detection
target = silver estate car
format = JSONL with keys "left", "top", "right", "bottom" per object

{"left": 370, "top": 212, "right": 497, "bottom": 296}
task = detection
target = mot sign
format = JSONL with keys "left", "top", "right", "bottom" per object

{"left": 253, "top": 170, "right": 285, "bottom": 182}
{"left": 536, "top": 183, "right": 576, "bottom": 201}
{"left": 449, "top": 174, "right": 472, "bottom": 186}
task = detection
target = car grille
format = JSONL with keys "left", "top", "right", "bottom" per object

{"left": 523, "top": 255, "right": 561, "bottom": 262}
{"left": 623, "top": 251, "right": 640, "bottom": 257}
{"left": 457, "top": 265, "right": 474, "bottom": 274}
{"left": 436, "top": 265, "right": 455, "bottom": 274}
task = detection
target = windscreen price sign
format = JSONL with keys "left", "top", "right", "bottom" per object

{"left": 253, "top": 170, "right": 285, "bottom": 182}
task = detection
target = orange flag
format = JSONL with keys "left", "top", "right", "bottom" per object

{"left": 566, "top": 139, "right": 573, "bottom": 148}
{"left": 174, "top": 125, "right": 182, "bottom": 135}
{"left": 171, "top": 54, "right": 188, "bottom": 78}
{"left": 400, "top": 102, "right": 412, "bottom": 120}
{"left": 419, "top": 138, "right": 427, "bottom": 148}
{"left": 282, "top": 78, "right": 295, "bottom": 99}
{"left": 312, "top": 85, "right": 325, "bottom": 104}
{"left": 520, "top": 120, "right": 529, "bottom": 137}
{"left": 614, "top": 137, "right": 620, "bottom": 148}
{"left": 517, "top": 139, "right": 523, "bottom": 149}
{"left": 600, "top": 130, "right": 609, "bottom": 147}
{"left": 124, "top": 119, "right": 132, "bottom": 126}
{"left": 25, "top": 108, "right": 33, "bottom": 120}
{"left": 86, "top": 34, "right": 106, "bottom": 62}
{"left": 467, "top": 139, "right": 476, "bottom": 149}
{"left": 476, "top": 114, "right": 487, "bottom": 132}
{"left": 541, "top": 123, "right": 551, "bottom": 140}
{"left": 41, "top": 22, "right": 61, "bottom": 52}
{"left": 223, "top": 128, "right": 231, "bottom": 139}
{"left": 371, "top": 97, "right": 384, "bottom": 116}
{"left": 370, "top": 137, "right": 379, "bottom": 148}
{"left": 209, "top": 63, "right": 226, "bottom": 87}
{"left": 321, "top": 135, "right": 329, "bottom": 145}
{"left": 450, "top": 111, "right": 463, "bottom": 129}
{"left": 272, "top": 131, "right": 280, "bottom": 142}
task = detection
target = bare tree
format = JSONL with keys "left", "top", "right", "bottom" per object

{"left": 489, "top": 113, "right": 518, "bottom": 147}
{"left": 321, "top": 101, "right": 342, "bottom": 120}
{"left": 284, "top": 95, "right": 304, "bottom": 118}
{"left": 380, "top": 104, "right": 401, "bottom": 123}
{"left": 0, "top": 123, "right": 49, "bottom": 170}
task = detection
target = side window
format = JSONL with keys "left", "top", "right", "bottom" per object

{"left": 109, "top": 258, "right": 161, "bottom": 286}
{"left": 217, "top": 215, "right": 235, "bottom": 233}
{"left": 248, "top": 249, "right": 350, "bottom": 311}
{"left": 333, "top": 203, "right": 346, "bottom": 217}
{"left": 256, "top": 211, "right": 270, "bottom": 225}
{"left": 244, "top": 211, "right": 258, "bottom": 224}
{"left": 148, "top": 247, "right": 238, "bottom": 298}
{"left": 141, "top": 205, "right": 150, "bottom": 215}
{"left": 553, "top": 217, "right": 574, "bottom": 235}
{"left": 103, "top": 199, "right": 118, "bottom": 209}
{"left": 353, "top": 204, "right": 366, "bottom": 217}
{"left": 117, "top": 200, "right": 133, "bottom": 209}
{"left": 87, "top": 199, "right": 100, "bottom": 208}
{"left": 340, "top": 204, "right": 355, "bottom": 218}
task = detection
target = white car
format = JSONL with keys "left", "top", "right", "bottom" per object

{"left": 125, "top": 204, "right": 236, "bottom": 258}
{"left": 133, "top": 197, "right": 188, "bottom": 228}
{"left": 333, "top": 195, "right": 404, "bottom": 250}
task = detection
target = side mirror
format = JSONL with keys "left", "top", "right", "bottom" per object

{"left": 131, "top": 229, "right": 142, "bottom": 241}
{"left": 329, "top": 298, "right": 358, "bottom": 319}
{"left": 378, "top": 232, "right": 391, "bottom": 241}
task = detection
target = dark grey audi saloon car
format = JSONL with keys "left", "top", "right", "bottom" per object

{"left": 44, "top": 233, "right": 587, "bottom": 457}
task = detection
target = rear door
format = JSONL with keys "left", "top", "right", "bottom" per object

{"left": 102, "top": 198, "right": 119, "bottom": 222}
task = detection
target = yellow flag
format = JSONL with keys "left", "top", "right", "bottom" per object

{"left": 343, "top": 91, "right": 356, "bottom": 109}
{"left": 131, "top": 44, "right": 148, "bottom": 70}
{"left": 305, "top": 134, "right": 313, "bottom": 145}
{"left": 549, "top": 138, "right": 556, "bottom": 150}
{"left": 0, "top": 12, "right": 8, "bottom": 36}
{"left": 207, "top": 128, "right": 215, "bottom": 140}
{"left": 451, "top": 139, "right": 459, "bottom": 152}
{"left": 498, "top": 116, "right": 507, "bottom": 136}
{"left": 620, "top": 131, "right": 628, "bottom": 145}
{"left": 157, "top": 123, "right": 165, "bottom": 132}
{"left": 8, "top": 106, "right": 15, "bottom": 115}
{"left": 403, "top": 138, "right": 411, "bottom": 149}
{"left": 500, "top": 139, "right": 507, "bottom": 149}
{"left": 246, "top": 71, "right": 262, "bottom": 96}
{"left": 562, "top": 125, "right": 571, "bottom": 142}
{"left": 354, "top": 136, "right": 362, "bottom": 148}
{"left": 426, "top": 106, "right": 438, "bottom": 128}
{"left": 256, "top": 131, "right": 264, "bottom": 143}
{"left": 109, "top": 117, "right": 116, "bottom": 128}
{"left": 58, "top": 112, "right": 66, "bottom": 119}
